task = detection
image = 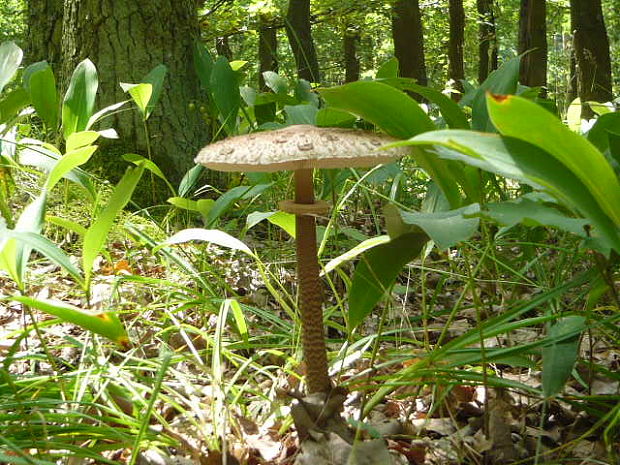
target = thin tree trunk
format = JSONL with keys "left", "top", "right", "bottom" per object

{"left": 343, "top": 25, "right": 360, "bottom": 83}
{"left": 258, "top": 16, "right": 278, "bottom": 91}
{"left": 518, "top": 0, "right": 547, "bottom": 95}
{"left": 476, "top": 0, "right": 498, "bottom": 83}
{"left": 215, "top": 36, "right": 232, "bottom": 60}
{"left": 285, "top": 0, "right": 320, "bottom": 83}
{"left": 570, "top": 0, "right": 613, "bottom": 118}
{"left": 448, "top": 0, "right": 465, "bottom": 99}
{"left": 61, "top": 0, "right": 208, "bottom": 186}
{"left": 391, "top": 0, "right": 427, "bottom": 86}
{"left": 26, "top": 0, "right": 63, "bottom": 68}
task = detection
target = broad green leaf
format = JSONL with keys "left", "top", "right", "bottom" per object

{"left": 294, "top": 79, "right": 318, "bottom": 106}
{"left": 284, "top": 104, "right": 318, "bottom": 125}
{"left": 141, "top": 64, "right": 167, "bottom": 118}
{"left": 0, "top": 192, "right": 47, "bottom": 288}
{"left": 206, "top": 184, "right": 273, "bottom": 226}
{"left": 194, "top": 42, "right": 214, "bottom": 92}
{"left": 323, "top": 235, "right": 390, "bottom": 275}
{"left": 211, "top": 56, "right": 240, "bottom": 134}
{"left": 319, "top": 81, "right": 434, "bottom": 139}
{"left": 83, "top": 164, "right": 144, "bottom": 288}
{"left": 396, "top": 204, "right": 480, "bottom": 249}
{"left": 246, "top": 211, "right": 296, "bottom": 238}
{"left": 465, "top": 56, "right": 520, "bottom": 132}
{"left": 480, "top": 198, "right": 589, "bottom": 237}
{"left": 230, "top": 60, "right": 248, "bottom": 72}
{"left": 487, "top": 94, "right": 620, "bottom": 227}
{"left": 566, "top": 98, "right": 582, "bottom": 132}
{"left": 376, "top": 57, "right": 399, "bottom": 79}
{"left": 86, "top": 100, "right": 128, "bottom": 130}
{"left": 161, "top": 228, "right": 252, "bottom": 255}
{"left": 0, "top": 41, "right": 22, "bottom": 93}
{"left": 229, "top": 298, "right": 249, "bottom": 345}
{"left": 587, "top": 101, "right": 614, "bottom": 116}
{"left": 394, "top": 130, "right": 620, "bottom": 251}
{"left": 120, "top": 82, "right": 152, "bottom": 117}
{"left": 542, "top": 316, "right": 585, "bottom": 398}
{"left": 178, "top": 164, "right": 204, "bottom": 197}
{"left": 2, "top": 230, "right": 83, "bottom": 284}
{"left": 23, "top": 61, "right": 58, "bottom": 129}
{"left": 62, "top": 58, "right": 98, "bottom": 138}
{"left": 45, "top": 145, "right": 97, "bottom": 191}
{"left": 167, "top": 197, "right": 199, "bottom": 211}
{"left": 316, "top": 107, "right": 356, "bottom": 128}
{"left": 0, "top": 88, "right": 29, "bottom": 125}
{"left": 379, "top": 77, "right": 470, "bottom": 129}
{"left": 11, "top": 295, "right": 129, "bottom": 347}
{"left": 587, "top": 112, "right": 620, "bottom": 168}
{"left": 122, "top": 153, "right": 175, "bottom": 194}
{"left": 46, "top": 215, "right": 87, "bottom": 237}
{"left": 262, "top": 71, "right": 289, "bottom": 94}
{"left": 348, "top": 231, "right": 428, "bottom": 329}
{"left": 66, "top": 131, "right": 100, "bottom": 152}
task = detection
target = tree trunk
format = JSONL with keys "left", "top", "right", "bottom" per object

{"left": 343, "top": 25, "right": 360, "bottom": 83}
{"left": 518, "top": 0, "right": 547, "bottom": 95}
{"left": 26, "top": 0, "right": 63, "bottom": 68}
{"left": 258, "top": 16, "right": 278, "bottom": 92}
{"left": 215, "top": 36, "right": 233, "bottom": 60}
{"left": 476, "top": 0, "right": 498, "bottom": 83}
{"left": 285, "top": 0, "right": 320, "bottom": 83}
{"left": 61, "top": 0, "right": 208, "bottom": 186}
{"left": 391, "top": 0, "right": 427, "bottom": 86}
{"left": 448, "top": 0, "right": 465, "bottom": 99}
{"left": 570, "top": 0, "right": 613, "bottom": 118}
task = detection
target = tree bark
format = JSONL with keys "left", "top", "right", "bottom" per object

{"left": 391, "top": 0, "right": 427, "bottom": 86}
{"left": 518, "top": 0, "right": 547, "bottom": 95}
{"left": 476, "top": 0, "right": 498, "bottom": 83}
{"left": 448, "top": 0, "right": 465, "bottom": 99}
{"left": 60, "top": 0, "right": 208, "bottom": 186}
{"left": 215, "top": 36, "right": 233, "bottom": 60}
{"left": 570, "top": 0, "right": 613, "bottom": 118}
{"left": 258, "top": 16, "right": 278, "bottom": 92}
{"left": 285, "top": 0, "right": 320, "bottom": 83}
{"left": 343, "top": 25, "right": 360, "bottom": 83}
{"left": 26, "top": 0, "right": 63, "bottom": 68}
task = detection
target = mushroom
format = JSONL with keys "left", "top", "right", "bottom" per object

{"left": 195, "top": 124, "right": 407, "bottom": 395}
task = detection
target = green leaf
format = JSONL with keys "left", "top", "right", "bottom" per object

{"left": 348, "top": 232, "right": 428, "bottom": 329}
{"left": 66, "top": 130, "right": 100, "bottom": 152}
{"left": 542, "top": 316, "right": 585, "bottom": 398}
{"left": 45, "top": 145, "right": 98, "bottom": 191}
{"left": 487, "top": 94, "right": 620, "bottom": 228}
{"left": 284, "top": 104, "right": 318, "bottom": 125}
{"left": 85, "top": 100, "right": 128, "bottom": 130}
{"left": 206, "top": 184, "right": 272, "bottom": 226}
{"left": 315, "top": 107, "right": 356, "bottom": 128}
{"left": 587, "top": 112, "right": 620, "bottom": 168}
{"left": 10, "top": 296, "right": 129, "bottom": 347}
{"left": 0, "top": 41, "right": 23, "bottom": 93}
{"left": 319, "top": 81, "right": 434, "bottom": 139}
{"left": 161, "top": 228, "right": 252, "bottom": 255}
{"left": 376, "top": 57, "right": 399, "bottom": 79}
{"left": 379, "top": 78, "right": 470, "bottom": 129}
{"left": 120, "top": 82, "right": 152, "bottom": 117}
{"left": 211, "top": 56, "right": 240, "bottom": 134}
{"left": 396, "top": 204, "right": 480, "bottom": 249}
{"left": 62, "top": 58, "right": 98, "bottom": 139}
{"left": 178, "top": 165, "right": 204, "bottom": 197}
{"left": 229, "top": 298, "right": 249, "bottom": 345}
{"left": 122, "top": 153, "right": 175, "bottom": 194}
{"left": 246, "top": 211, "right": 296, "bottom": 238}
{"left": 23, "top": 61, "right": 58, "bottom": 129}
{"left": 82, "top": 164, "right": 144, "bottom": 288}
{"left": 167, "top": 197, "right": 199, "bottom": 211}
{"left": 323, "top": 235, "right": 391, "bottom": 275}
{"left": 262, "top": 71, "right": 289, "bottom": 94}
{"left": 193, "top": 42, "right": 214, "bottom": 92}
{"left": 46, "top": 215, "right": 87, "bottom": 237}
{"left": 0, "top": 88, "right": 30, "bottom": 125}
{"left": 396, "top": 130, "right": 620, "bottom": 252}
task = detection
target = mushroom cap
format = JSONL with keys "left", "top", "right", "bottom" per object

{"left": 194, "top": 124, "right": 409, "bottom": 172}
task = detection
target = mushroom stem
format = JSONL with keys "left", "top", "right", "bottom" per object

{"left": 294, "top": 169, "right": 331, "bottom": 394}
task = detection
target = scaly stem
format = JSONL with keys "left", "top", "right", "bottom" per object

{"left": 294, "top": 169, "right": 331, "bottom": 394}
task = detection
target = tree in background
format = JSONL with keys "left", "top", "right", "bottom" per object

{"left": 570, "top": 0, "right": 613, "bottom": 117}
{"left": 343, "top": 24, "right": 360, "bottom": 83}
{"left": 61, "top": 0, "right": 208, "bottom": 185}
{"left": 391, "top": 0, "right": 427, "bottom": 86}
{"left": 476, "top": 0, "right": 497, "bottom": 83}
{"left": 285, "top": 0, "right": 320, "bottom": 82}
{"left": 518, "top": 0, "right": 547, "bottom": 96}
{"left": 448, "top": 0, "right": 465, "bottom": 99}
{"left": 258, "top": 15, "right": 279, "bottom": 91}
{"left": 26, "top": 0, "right": 63, "bottom": 68}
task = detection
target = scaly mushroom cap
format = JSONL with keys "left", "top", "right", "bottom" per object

{"left": 195, "top": 124, "right": 409, "bottom": 172}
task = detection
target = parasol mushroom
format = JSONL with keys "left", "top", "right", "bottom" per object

{"left": 195, "top": 124, "right": 408, "bottom": 396}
